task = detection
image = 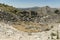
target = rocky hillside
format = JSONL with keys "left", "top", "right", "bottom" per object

{"left": 0, "top": 4, "right": 60, "bottom": 23}
{"left": 0, "top": 3, "right": 60, "bottom": 32}
{"left": 19, "top": 6, "right": 60, "bottom": 23}
{"left": 0, "top": 3, "right": 60, "bottom": 40}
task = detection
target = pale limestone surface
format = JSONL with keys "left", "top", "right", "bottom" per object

{"left": 0, "top": 22, "right": 60, "bottom": 40}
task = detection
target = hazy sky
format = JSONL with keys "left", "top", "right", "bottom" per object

{"left": 0, "top": 0, "right": 60, "bottom": 8}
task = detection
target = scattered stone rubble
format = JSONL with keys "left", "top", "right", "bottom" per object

{"left": 0, "top": 22, "right": 60, "bottom": 40}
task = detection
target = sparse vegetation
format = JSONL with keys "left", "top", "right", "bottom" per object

{"left": 51, "top": 33, "right": 56, "bottom": 36}
{"left": 55, "top": 9, "right": 60, "bottom": 14}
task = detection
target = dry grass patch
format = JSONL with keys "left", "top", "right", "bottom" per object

{"left": 12, "top": 22, "right": 49, "bottom": 33}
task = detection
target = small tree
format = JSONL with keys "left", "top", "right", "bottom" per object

{"left": 55, "top": 10, "right": 60, "bottom": 14}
